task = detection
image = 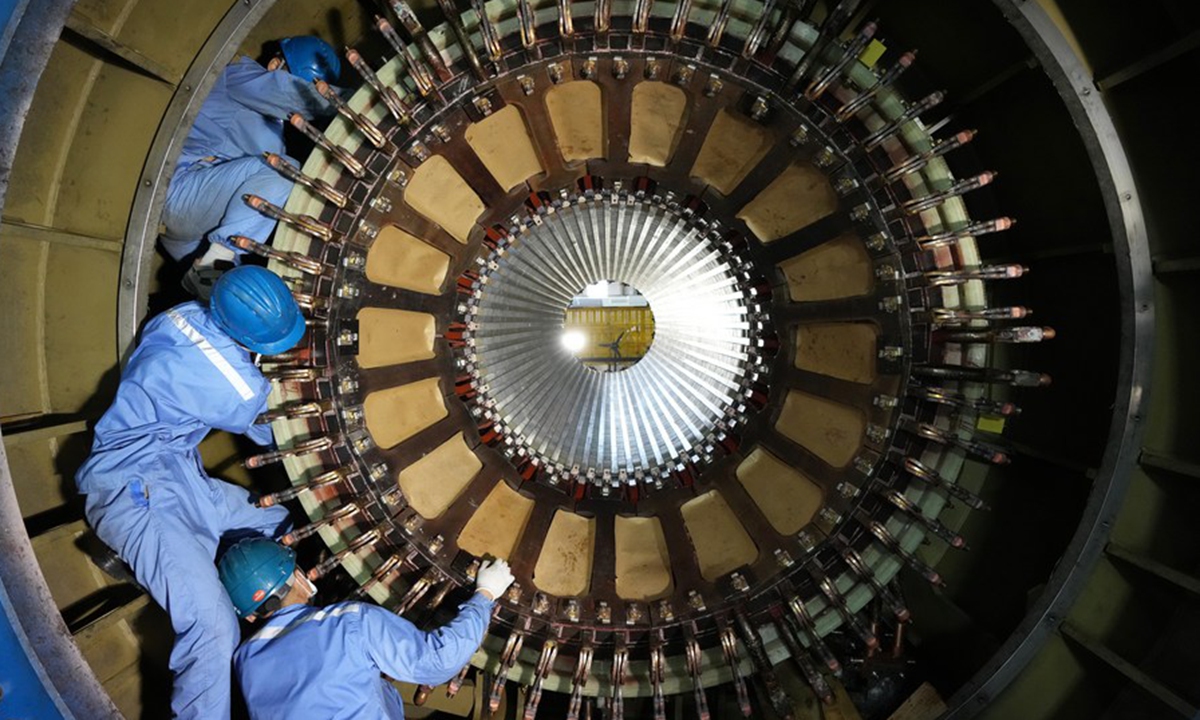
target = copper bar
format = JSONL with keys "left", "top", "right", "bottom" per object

{"left": 788, "top": 595, "right": 840, "bottom": 672}
{"left": 805, "top": 20, "right": 876, "bottom": 99}
{"left": 915, "top": 216, "right": 1015, "bottom": 248}
{"left": 632, "top": 0, "right": 652, "bottom": 33}
{"left": 836, "top": 538, "right": 912, "bottom": 620}
{"left": 314, "top": 79, "right": 391, "bottom": 151}
{"left": 706, "top": 0, "right": 734, "bottom": 48}
{"left": 244, "top": 435, "right": 336, "bottom": 469}
{"left": 909, "top": 384, "right": 1020, "bottom": 416}
{"left": 883, "top": 128, "right": 976, "bottom": 182}
{"left": 396, "top": 567, "right": 443, "bottom": 613}
{"left": 234, "top": 234, "right": 332, "bottom": 277}
{"left": 264, "top": 367, "right": 321, "bottom": 382}
{"left": 684, "top": 629, "right": 711, "bottom": 720}
{"left": 719, "top": 623, "right": 752, "bottom": 716}
{"left": 911, "top": 364, "right": 1050, "bottom": 387}
{"left": 388, "top": 0, "right": 452, "bottom": 81}
{"left": 902, "top": 456, "right": 990, "bottom": 510}
{"left": 489, "top": 629, "right": 525, "bottom": 711}
{"left": 855, "top": 510, "right": 944, "bottom": 586}
{"left": 742, "top": 0, "right": 777, "bottom": 59}
{"left": 376, "top": 17, "right": 436, "bottom": 97}
{"left": 669, "top": 0, "right": 691, "bottom": 43}
{"left": 471, "top": 0, "right": 503, "bottom": 60}
{"left": 609, "top": 639, "right": 628, "bottom": 720}
{"left": 288, "top": 113, "right": 367, "bottom": 178}
{"left": 863, "top": 90, "right": 945, "bottom": 151}
{"left": 263, "top": 152, "right": 350, "bottom": 209}
{"left": 557, "top": 0, "right": 575, "bottom": 38}
{"left": 810, "top": 564, "right": 878, "bottom": 649}
{"left": 422, "top": 574, "right": 456, "bottom": 610}
{"left": 903, "top": 171, "right": 998, "bottom": 214}
{"left": 435, "top": 0, "right": 487, "bottom": 80}
{"left": 877, "top": 487, "right": 969, "bottom": 548}
{"left": 594, "top": 0, "right": 612, "bottom": 33}
{"left": 774, "top": 611, "right": 835, "bottom": 704}
{"left": 253, "top": 398, "right": 331, "bottom": 427}
{"left": 523, "top": 639, "right": 559, "bottom": 720}
{"left": 732, "top": 610, "right": 792, "bottom": 718}
{"left": 935, "top": 326, "right": 1056, "bottom": 344}
{"left": 351, "top": 551, "right": 411, "bottom": 599}
{"left": 905, "top": 419, "right": 1011, "bottom": 465}
{"left": 649, "top": 634, "right": 667, "bottom": 720}
{"left": 257, "top": 467, "right": 346, "bottom": 507}
{"left": 446, "top": 662, "right": 472, "bottom": 698}
{"left": 929, "top": 304, "right": 1029, "bottom": 326}
{"left": 921, "top": 261, "right": 1024, "bottom": 287}
{"left": 566, "top": 643, "right": 595, "bottom": 720}
{"left": 762, "top": 0, "right": 811, "bottom": 64}
{"left": 281, "top": 502, "right": 361, "bottom": 545}
{"left": 785, "top": 0, "right": 860, "bottom": 93}
{"left": 244, "top": 194, "right": 336, "bottom": 242}
{"left": 308, "top": 526, "right": 383, "bottom": 580}
{"left": 836, "top": 49, "right": 917, "bottom": 121}
{"left": 516, "top": 0, "right": 537, "bottom": 48}
{"left": 345, "top": 48, "right": 411, "bottom": 123}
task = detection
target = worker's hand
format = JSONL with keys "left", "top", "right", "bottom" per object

{"left": 475, "top": 558, "right": 514, "bottom": 601}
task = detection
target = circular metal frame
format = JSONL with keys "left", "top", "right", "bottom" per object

{"left": 14, "top": 0, "right": 1147, "bottom": 718}
{"left": 117, "top": 0, "right": 282, "bottom": 359}
{"left": 940, "top": 2, "right": 1154, "bottom": 716}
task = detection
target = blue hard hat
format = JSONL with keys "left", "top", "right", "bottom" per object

{"left": 279, "top": 36, "right": 340, "bottom": 84}
{"left": 210, "top": 266, "right": 306, "bottom": 355}
{"left": 219, "top": 538, "right": 297, "bottom": 619}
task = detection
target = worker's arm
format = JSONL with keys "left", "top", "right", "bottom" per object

{"left": 357, "top": 593, "right": 494, "bottom": 686}
{"left": 241, "top": 412, "right": 275, "bottom": 447}
{"left": 184, "top": 363, "right": 274, "bottom": 446}
{"left": 224, "top": 61, "right": 340, "bottom": 121}
{"left": 357, "top": 560, "right": 514, "bottom": 685}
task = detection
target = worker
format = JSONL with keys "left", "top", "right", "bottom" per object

{"left": 222, "top": 539, "right": 515, "bottom": 719}
{"left": 161, "top": 36, "right": 342, "bottom": 298}
{"left": 76, "top": 266, "right": 307, "bottom": 719}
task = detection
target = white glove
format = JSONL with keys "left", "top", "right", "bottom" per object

{"left": 475, "top": 558, "right": 514, "bottom": 600}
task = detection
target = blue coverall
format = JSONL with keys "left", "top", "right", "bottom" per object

{"left": 76, "top": 301, "right": 290, "bottom": 719}
{"left": 161, "top": 57, "right": 334, "bottom": 262}
{"left": 234, "top": 594, "right": 494, "bottom": 719}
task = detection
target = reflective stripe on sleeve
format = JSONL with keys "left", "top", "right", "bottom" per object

{"left": 166, "top": 309, "right": 256, "bottom": 401}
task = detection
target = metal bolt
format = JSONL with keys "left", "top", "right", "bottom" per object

{"left": 750, "top": 96, "right": 769, "bottom": 122}
{"left": 613, "top": 57, "right": 629, "bottom": 80}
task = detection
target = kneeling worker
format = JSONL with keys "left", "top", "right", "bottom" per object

{"left": 221, "top": 539, "right": 515, "bottom": 719}
{"left": 76, "top": 266, "right": 306, "bottom": 718}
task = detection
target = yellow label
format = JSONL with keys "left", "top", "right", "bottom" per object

{"left": 860, "top": 40, "right": 887, "bottom": 69}
{"left": 977, "top": 416, "right": 1006, "bottom": 435}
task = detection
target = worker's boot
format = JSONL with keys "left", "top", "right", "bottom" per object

{"left": 88, "top": 543, "right": 141, "bottom": 588}
{"left": 182, "top": 242, "right": 238, "bottom": 301}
